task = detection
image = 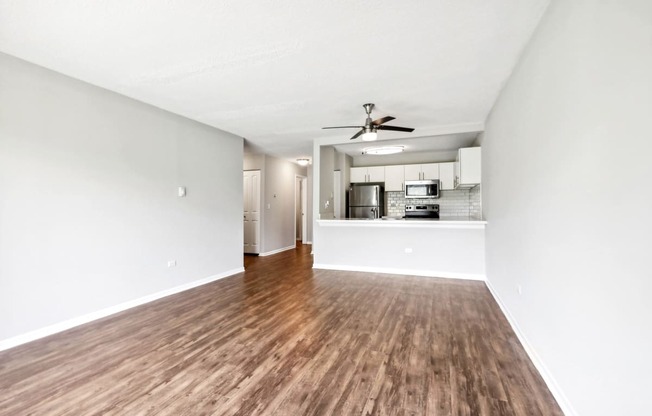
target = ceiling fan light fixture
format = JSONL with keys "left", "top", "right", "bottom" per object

{"left": 363, "top": 146, "right": 405, "bottom": 155}
{"left": 296, "top": 158, "right": 310, "bottom": 166}
{"left": 322, "top": 103, "right": 415, "bottom": 141}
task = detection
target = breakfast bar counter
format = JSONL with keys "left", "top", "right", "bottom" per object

{"left": 313, "top": 217, "right": 486, "bottom": 281}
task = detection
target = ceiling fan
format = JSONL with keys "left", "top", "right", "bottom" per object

{"left": 322, "top": 103, "right": 415, "bottom": 141}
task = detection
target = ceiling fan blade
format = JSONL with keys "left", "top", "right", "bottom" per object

{"left": 322, "top": 126, "right": 364, "bottom": 130}
{"left": 372, "top": 116, "right": 396, "bottom": 126}
{"left": 349, "top": 130, "right": 364, "bottom": 140}
{"left": 376, "top": 125, "right": 415, "bottom": 133}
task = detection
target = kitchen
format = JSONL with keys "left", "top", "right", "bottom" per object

{"left": 312, "top": 131, "right": 487, "bottom": 280}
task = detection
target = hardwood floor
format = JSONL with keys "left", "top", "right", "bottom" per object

{"left": 0, "top": 245, "right": 562, "bottom": 415}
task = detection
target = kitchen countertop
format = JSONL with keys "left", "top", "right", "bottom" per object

{"left": 317, "top": 217, "right": 486, "bottom": 229}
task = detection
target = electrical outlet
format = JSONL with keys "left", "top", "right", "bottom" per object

{"left": 167, "top": 260, "right": 177, "bottom": 268}
{"left": 324, "top": 200, "right": 330, "bottom": 208}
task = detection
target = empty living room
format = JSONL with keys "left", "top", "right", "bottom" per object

{"left": 1, "top": 1, "right": 650, "bottom": 415}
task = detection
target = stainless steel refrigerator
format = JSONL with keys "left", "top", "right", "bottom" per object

{"left": 348, "top": 183, "right": 384, "bottom": 219}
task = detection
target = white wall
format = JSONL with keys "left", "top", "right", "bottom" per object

{"left": 482, "top": 1, "right": 652, "bottom": 415}
{"left": 0, "top": 53, "right": 244, "bottom": 343}
{"left": 243, "top": 152, "right": 307, "bottom": 253}
{"left": 335, "top": 151, "right": 352, "bottom": 218}
{"left": 319, "top": 146, "right": 335, "bottom": 218}
{"left": 263, "top": 155, "right": 306, "bottom": 253}
{"left": 306, "top": 165, "right": 314, "bottom": 243}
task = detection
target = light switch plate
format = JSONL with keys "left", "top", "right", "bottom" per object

{"left": 178, "top": 186, "right": 186, "bottom": 197}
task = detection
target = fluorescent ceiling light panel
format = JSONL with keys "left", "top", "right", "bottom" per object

{"left": 363, "top": 146, "right": 405, "bottom": 155}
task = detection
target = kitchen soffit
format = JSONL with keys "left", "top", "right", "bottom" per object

{"left": 0, "top": 0, "right": 550, "bottom": 161}
{"left": 333, "top": 133, "right": 479, "bottom": 157}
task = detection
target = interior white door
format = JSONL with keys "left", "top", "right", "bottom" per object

{"left": 295, "top": 177, "right": 302, "bottom": 241}
{"left": 243, "top": 170, "right": 261, "bottom": 254}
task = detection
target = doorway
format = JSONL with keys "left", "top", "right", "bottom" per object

{"left": 243, "top": 170, "right": 261, "bottom": 254}
{"left": 295, "top": 176, "right": 308, "bottom": 244}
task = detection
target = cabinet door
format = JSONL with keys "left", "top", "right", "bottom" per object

{"left": 459, "top": 147, "right": 481, "bottom": 185}
{"left": 384, "top": 165, "right": 405, "bottom": 192}
{"left": 350, "top": 167, "right": 367, "bottom": 183}
{"left": 421, "top": 163, "right": 440, "bottom": 180}
{"left": 367, "top": 166, "right": 385, "bottom": 182}
{"left": 404, "top": 164, "right": 422, "bottom": 181}
{"left": 439, "top": 162, "right": 455, "bottom": 190}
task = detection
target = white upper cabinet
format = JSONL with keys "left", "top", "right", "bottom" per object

{"left": 350, "top": 167, "right": 367, "bottom": 183}
{"left": 404, "top": 164, "right": 422, "bottom": 181}
{"left": 420, "top": 163, "right": 440, "bottom": 180}
{"left": 439, "top": 162, "right": 455, "bottom": 190}
{"left": 350, "top": 166, "right": 385, "bottom": 183}
{"left": 404, "top": 164, "right": 439, "bottom": 181}
{"left": 367, "top": 166, "right": 385, "bottom": 182}
{"left": 455, "top": 147, "right": 481, "bottom": 188}
{"left": 384, "top": 165, "right": 405, "bottom": 192}
{"left": 350, "top": 150, "right": 480, "bottom": 190}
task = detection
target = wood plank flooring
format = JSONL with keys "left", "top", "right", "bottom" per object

{"left": 0, "top": 244, "right": 563, "bottom": 415}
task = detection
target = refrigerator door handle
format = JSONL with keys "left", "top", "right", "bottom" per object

{"left": 375, "top": 187, "right": 380, "bottom": 216}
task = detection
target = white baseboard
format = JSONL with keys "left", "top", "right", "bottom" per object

{"left": 312, "top": 263, "right": 485, "bottom": 281}
{"left": 484, "top": 280, "right": 576, "bottom": 416}
{"left": 259, "top": 245, "right": 295, "bottom": 257}
{"left": 0, "top": 267, "right": 244, "bottom": 352}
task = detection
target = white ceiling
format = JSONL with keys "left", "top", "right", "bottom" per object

{"left": 0, "top": 0, "right": 549, "bottom": 161}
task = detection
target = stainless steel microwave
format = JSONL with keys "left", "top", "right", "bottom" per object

{"left": 405, "top": 180, "right": 440, "bottom": 199}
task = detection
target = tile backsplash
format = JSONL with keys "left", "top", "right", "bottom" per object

{"left": 386, "top": 184, "right": 482, "bottom": 219}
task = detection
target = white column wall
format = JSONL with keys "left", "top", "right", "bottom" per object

{"left": 482, "top": 1, "right": 652, "bottom": 415}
